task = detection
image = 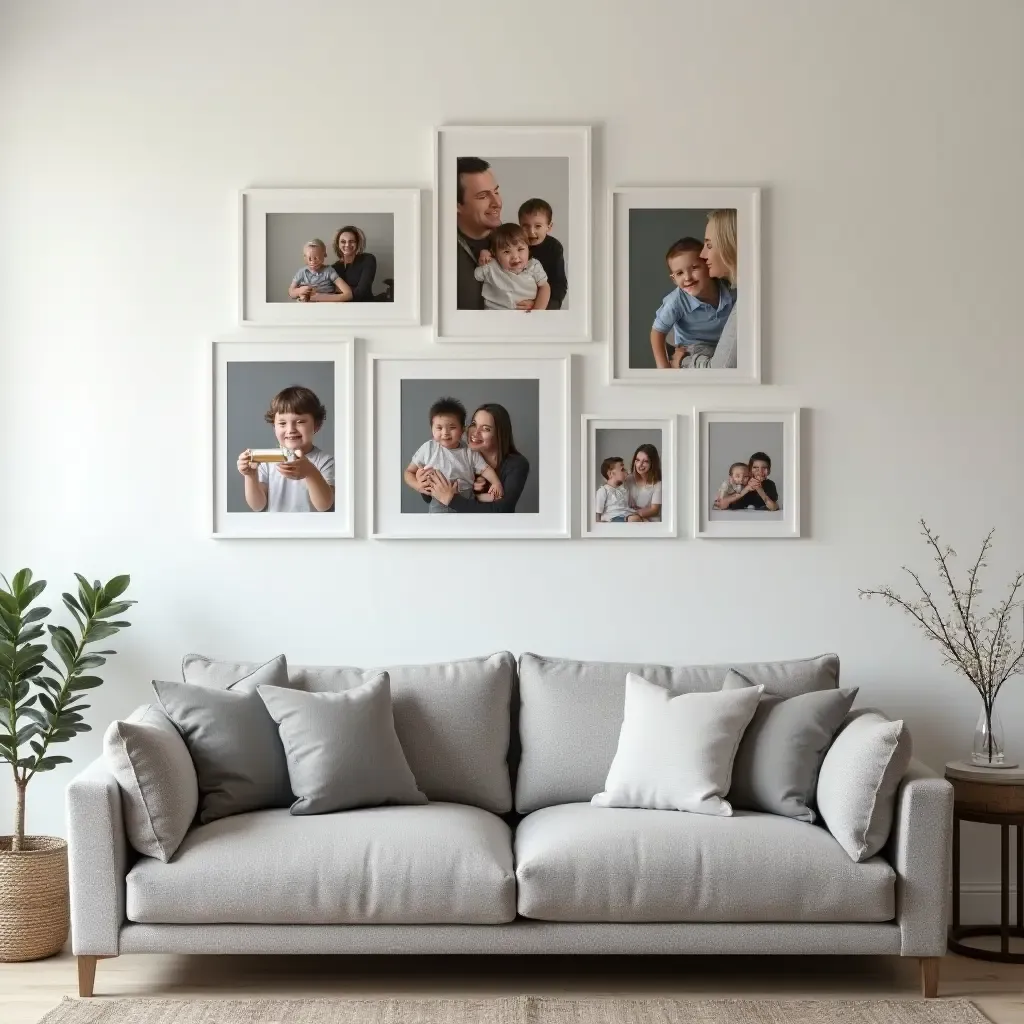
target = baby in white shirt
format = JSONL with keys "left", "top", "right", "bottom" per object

{"left": 474, "top": 223, "right": 551, "bottom": 311}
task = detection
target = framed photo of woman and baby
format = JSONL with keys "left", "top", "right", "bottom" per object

{"left": 434, "top": 125, "right": 591, "bottom": 343}
{"left": 239, "top": 188, "right": 420, "bottom": 327}
{"left": 609, "top": 187, "right": 761, "bottom": 385}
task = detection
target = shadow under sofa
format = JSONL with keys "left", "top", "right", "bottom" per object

{"left": 66, "top": 651, "right": 953, "bottom": 998}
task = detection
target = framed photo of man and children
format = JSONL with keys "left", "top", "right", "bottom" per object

{"left": 582, "top": 416, "right": 678, "bottom": 539}
{"left": 239, "top": 188, "right": 420, "bottom": 327}
{"left": 210, "top": 337, "right": 355, "bottom": 539}
{"left": 693, "top": 409, "right": 800, "bottom": 539}
{"left": 609, "top": 187, "right": 761, "bottom": 385}
{"left": 370, "top": 355, "right": 570, "bottom": 539}
{"left": 434, "top": 125, "right": 591, "bottom": 343}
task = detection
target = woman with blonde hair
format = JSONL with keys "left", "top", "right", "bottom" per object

{"left": 331, "top": 225, "right": 378, "bottom": 302}
{"left": 701, "top": 209, "right": 739, "bottom": 369}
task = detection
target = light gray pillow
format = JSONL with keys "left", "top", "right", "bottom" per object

{"left": 103, "top": 705, "right": 197, "bottom": 862}
{"left": 816, "top": 709, "right": 913, "bottom": 861}
{"left": 152, "top": 654, "right": 292, "bottom": 824}
{"left": 592, "top": 673, "right": 763, "bottom": 816}
{"left": 258, "top": 672, "right": 427, "bottom": 815}
{"left": 722, "top": 669, "right": 859, "bottom": 822}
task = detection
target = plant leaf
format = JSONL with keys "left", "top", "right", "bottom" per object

{"left": 10, "top": 568, "right": 33, "bottom": 593}
{"left": 84, "top": 623, "right": 119, "bottom": 643}
{"left": 76, "top": 655, "right": 108, "bottom": 670}
{"left": 36, "top": 755, "right": 73, "bottom": 771}
{"left": 22, "top": 606, "right": 49, "bottom": 625}
{"left": 68, "top": 676, "right": 104, "bottom": 690}
{"left": 94, "top": 602, "right": 135, "bottom": 621}
{"left": 101, "top": 575, "right": 131, "bottom": 602}
{"left": 17, "top": 581, "right": 47, "bottom": 612}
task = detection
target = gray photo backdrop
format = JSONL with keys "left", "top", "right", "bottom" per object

{"left": 462, "top": 155, "right": 570, "bottom": 309}
{"left": 226, "top": 360, "right": 336, "bottom": 513}
{"left": 265, "top": 212, "right": 395, "bottom": 303}
{"left": 399, "top": 378, "right": 540, "bottom": 514}
{"left": 628, "top": 207, "right": 719, "bottom": 369}
{"left": 593, "top": 427, "right": 666, "bottom": 523}
{"left": 707, "top": 420, "right": 784, "bottom": 522}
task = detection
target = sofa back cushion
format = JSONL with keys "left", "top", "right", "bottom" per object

{"left": 515, "top": 652, "right": 840, "bottom": 813}
{"left": 182, "top": 651, "right": 514, "bottom": 813}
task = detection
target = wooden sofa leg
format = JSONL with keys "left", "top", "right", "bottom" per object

{"left": 919, "top": 956, "right": 940, "bottom": 998}
{"left": 78, "top": 955, "right": 113, "bottom": 998}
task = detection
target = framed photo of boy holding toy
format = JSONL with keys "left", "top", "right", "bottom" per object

{"left": 609, "top": 187, "right": 761, "bottom": 385}
{"left": 434, "top": 125, "right": 591, "bottom": 343}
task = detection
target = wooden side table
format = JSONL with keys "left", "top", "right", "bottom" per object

{"left": 946, "top": 759, "right": 1024, "bottom": 962}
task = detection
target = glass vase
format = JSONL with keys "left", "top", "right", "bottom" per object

{"left": 972, "top": 703, "right": 1006, "bottom": 766}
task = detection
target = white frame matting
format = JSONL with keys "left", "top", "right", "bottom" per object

{"left": 434, "top": 124, "right": 591, "bottom": 343}
{"left": 210, "top": 336, "right": 355, "bottom": 539}
{"left": 693, "top": 408, "right": 800, "bottom": 539}
{"left": 239, "top": 188, "right": 420, "bottom": 326}
{"left": 609, "top": 187, "right": 761, "bottom": 385}
{"left": 370, "top": 355, "right": 570, "bottom": 539}
{"left": 582, "top": 416, "right": 678, "bottom": 539}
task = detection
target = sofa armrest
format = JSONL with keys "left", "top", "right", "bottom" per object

{"left": 66, "top": 756, "right": 131, "bottom": 955}
{"left": 884, "top": 757, "right": 953, "bottom": 957}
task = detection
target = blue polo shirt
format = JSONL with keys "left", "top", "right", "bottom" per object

{"left": 653, "top": 283, "right": 736, "bottom": 349}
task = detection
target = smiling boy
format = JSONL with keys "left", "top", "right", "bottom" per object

{"left": 649, "top": 237, "right": 735, "bottom": 369}
{"left": 518, "top": 198, "right": 567, "bottom": 310}
{"left": 236, "top": 386, "right": 335, "bottom": 512}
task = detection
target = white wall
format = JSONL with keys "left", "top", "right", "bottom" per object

{"left": 2, "top": 0, "right": 1023, "bottom": 913}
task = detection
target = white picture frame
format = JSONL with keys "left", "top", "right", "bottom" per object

{"left": 581, "top": 416, "right": 678, "bottom": 539}
{"left": 609, "top": 187, "right": 761, "bottom": 385}
{"left": 210, "top": 336, "right": 354, "bottom": 539}
{"left": 370, "top": 355, "right": 571, "bottom": 539}
{"left": 434, "top": 124, "right": 591, "bottom": 342}
{"left": 239, "top": 188, "right": 420, "bottom": 326}
{"left": 693, "top": 408, "right": 800, "bottom": 539}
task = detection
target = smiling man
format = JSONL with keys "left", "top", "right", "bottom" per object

{"left": 455, "top": 156, "right": 502, "bottom": 309}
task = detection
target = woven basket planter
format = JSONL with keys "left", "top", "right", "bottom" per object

{"left": 0, "top": 836, "right": 69, "bottom": 962}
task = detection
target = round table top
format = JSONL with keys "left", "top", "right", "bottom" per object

{"left": 945, "top": 759, "right": 1024, "bottom": 785}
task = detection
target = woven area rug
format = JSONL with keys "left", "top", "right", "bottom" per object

{"left": 36, "top": 997, "right": 992, "bottom": 1024}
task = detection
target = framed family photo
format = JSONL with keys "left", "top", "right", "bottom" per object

{"left": 210, "top": 337, "right": 354, "bottom": 539}
{"left": 581, "top": 416, "right": 678, "bottom": 539}
{"left": 370, "top": 355, "right": 570, "bottom": 539}
{"left": 434, "top": 124, "right": 591, "bottom": 342}
{"left": 239, "top": 188, "right": 420, "bottom": 326}
{"left": 693, "top": 409, "right": 800, "bottom": 539}
{"left": 609, "top": 187, "right": 761, "bottom": 385}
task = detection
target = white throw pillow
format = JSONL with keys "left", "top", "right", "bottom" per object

{"left": 592, "top": 673, "right": 763, "bottom": 815}
{"left": 816, "top": 709, "right": 913, "bottom": 862}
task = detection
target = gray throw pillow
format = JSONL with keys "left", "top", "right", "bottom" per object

{"left": 722, "top": 669, "right": 859, "bottom": 822}
{"left": 103, "top": 705, "right": 198, "bottom": 861}
{"left": 152, "top": 654, "right": 292, "bottom": 824}
{"left": 258, "top": 672, "right": 427, "bottom": 815}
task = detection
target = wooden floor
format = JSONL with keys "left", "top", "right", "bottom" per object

{"left": 2, "top": 950, "right": 1024, "bottom": 1024}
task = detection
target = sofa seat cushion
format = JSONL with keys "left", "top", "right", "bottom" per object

{"left": 127, "top": 803, "right": 515, "bottom": 925}
{"left": 514, "top": 803, "right": 894, "bottom": 923}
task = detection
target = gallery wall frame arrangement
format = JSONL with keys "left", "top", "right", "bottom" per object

{"left": 581, "top": 415, "right": 678, "bottom": 539}
{"left": 434, "top": 124, "right": 592, "bottom": 343}
{"left": 370, "top": 354, "right": 571, "bottom": 539}
{"left": 693, "top": 408, "right": 801, "bottom": 539}
{"left": 209, "top": 336, "right": 355, "bottom": 539}
{"left": 239, "top": 188, "right": 421, "bottom": 327}
{"left": 609, "top": 186, "right": 761, "bottom": 385}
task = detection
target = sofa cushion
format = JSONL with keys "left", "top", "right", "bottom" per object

{"left": 258, "top": 674, "right": 426, "bottom": 814}
{"left": 516, "top": 652, "right": 840, "bottom": 813}
{"left": 183, "top": 651, "right": 514, "bottom": 813}
{"left": 127, "top": 803, "right": 515, "bottom": 925}
{"left": 592, "top": 674, "right": 763, "bottom": 815}
{"left": 515, "top": 803, "right": 894, "bottom": 923}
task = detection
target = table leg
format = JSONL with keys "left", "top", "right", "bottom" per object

{"left": 1002, "top": 824, "right": 1010, "bottom": 954}
{"left": 952, "top": 813, "right": 961, "bottom": 931}
{"left": 1017, "top": 824, "right": 1023, "bottom": 929}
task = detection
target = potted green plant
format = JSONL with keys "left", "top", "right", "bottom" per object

{"left": 0, "top": 569, "right": 134, "bottom": 962}
{"left": 860, "top": 520, "right": 1024, "bottom": 766}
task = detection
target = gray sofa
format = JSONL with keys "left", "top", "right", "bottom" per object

{"left": 66, "top": 652, "right": 953, "bottom": 998}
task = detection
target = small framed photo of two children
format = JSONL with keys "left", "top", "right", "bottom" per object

{"left": 694, "top": 409, "right": 800, "bottom": 539}
{"left": 582, "top": 416, "right": 678, "bottom": 539}
{"left": 239, "top": 188, "right": 420, "bottom": 326}
{"left": 434, "top": 125, "right": 591, "bottom": 342}
{"left": 370, "top": 355, "right": 570, "bottom": 539}
{"left": 610, "top": 187, "right": 761, "bottom": 385}
{"left": 210, "top": 338, "right": 354, "bottom": 539}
